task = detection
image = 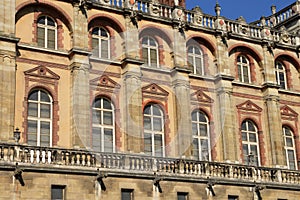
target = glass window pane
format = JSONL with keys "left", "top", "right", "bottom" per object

{"left": 103, "top": 99, "right": 112, "bottom": 110}
{"left": 154, "top": 134, "right": 163, "bottom": 157}
{"left": 241, "top": 132, "right": 247, "bottom": 141}
{"left": 144, "top": 133, "right": 152, "bottom": 155}
{"left": 149, "top": 38, "right": 156, "bottom": 46}
{"left": 28, "top": 120, "right": 37, "bottom": 133}
{"left": 150, "top": 49, "right": 157, "bottom": 67}
{"left": 247, "top": 122, "right": 255, "bottom": 131}
{"left": 40, "top": 91, "right": 50, "bottom": 102}
{"left": 193, "top": 138, "right": 199, "bottom": 159}
{"left": 153, "top": 117, "right": 162, "bottom": 131}
{"left": 142, "top": 48, "right": 148, "bottom": 64}
{"left": 198, "top": 112, "right": 206, "bottom": 122}
{"left": 104, "top": 129, "right": 113, "bottom": 152}
{"left": 40, "top": 104, "right": 51, "bottom": 118}
{"left": 192, "top": 123, "right": 198, "bottom": 135}
{"left": 28, "top": 102, "right": 38, "bottom": 117}
{"left": 29, "top": 91, "right": 38, "bottom": 101}
{"left": 199, "top": 124, "right": 207, "bottom": 136}
{"left": 92, "top": 38, "right": 99, "bottom": 57}
{"left": 144, "top": 116, "right": 151, "bottom": 130}
{"left": 152, "top": 106, "right": 161, "bottom": 116}
{"left": 103, "top": 111, "right": 113, "bottom": 125}
{"left": 249, "top": 133, "right": 257, "bottom": 142}
{"left": 47, "top": 17, "right": 55, "bottom": 26}
{"left": 92, "top": 110, "right": 101, "bottom": 124}
{"left": 101, "top": 40, "right": 109, "bottom": 58}
{"left": 100, "top": 28, "right": 108, "bottom": 37}
{"left": 93, "top": 99, "right": 101, "bottom": 108}
{"left": 47, "top": 29, "right": 55, "bottom": 49}
{"left": 92, "top": 27, "right": 99, "bottom": 35}
{"left": 92, "top": 128, "right": 101, "bottom": 151}
{"left": 191, "top": 112, "right": 197, "bottom": 121}
{"left": 37, "top": 27, "right": 45, "bottom": 47}
{"left": 286, "top": 138, "right": 293, "bottom": 147}
{"left": 37, "top": 17, "right": 46, "bottom": 24}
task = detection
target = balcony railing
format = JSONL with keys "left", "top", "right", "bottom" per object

{"left": 88, "top": 0, "right": 299, "bottom": 46}
{"left": 1, "top": 143, "right": 300, "bottom": 185}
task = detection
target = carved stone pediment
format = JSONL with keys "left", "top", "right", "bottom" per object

{"left": 281, "top": 105, "right": 298, "bottom": 118}
{"left": 191, "top": 90, "right": 214, "bottom": 103}
{"left": 142, "top": 83, "right": 168, "bottom": 96}
{"left": 90, "top": 75, "right": 120, "bottom": 89}
{"left": 24, "top": 66, "right": 60, "bottom": 80}
{"left": 236, "top": 100, "right": 262, "bottom": 112}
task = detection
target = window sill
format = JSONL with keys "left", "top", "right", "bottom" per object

{"left": 18, "top": 44, "right": 69, "bottom": 56}
{"left": 232, "top": 81, "right": 262, "bottom": 89}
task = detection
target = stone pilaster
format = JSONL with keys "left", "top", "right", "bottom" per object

{"left": 171, "top": 69, "right": 192, "bottom": 157}
{"left": 70, "top": 3, "right": 90, "bottom": 148}
{"left": 263, "top": 84, "right": 285, "bottom": 167}
{"left": 0, "top": 0, "right": 18, "bottom": 141}
{"left": 121, "top": 58, "right": 143, "bottom": 153}
{"left": 215, "top": 75, "right": 237, "bottom": 162}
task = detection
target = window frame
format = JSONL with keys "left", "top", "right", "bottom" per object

{"left": 191, "top": 110, "right": 211, "bottom": 161}
{"left": 37, "top": 16, "right": 57, "bottom": 49}
{"left": 121, "top": 189, "right": 134, "bottom": 200}
{"left": 241, "top": 120, "right": 260, "bottom": 166}
{"left": 51, "top": 185, "right": 66, "bottom": 200}
{"left": 237, "top": 55, "right": 251, "bottom": 83}
{"left": 27, "top": 89, "right": 53, "bottom": 147}
{"left": 177, "top": 192, "right": 189, "bottom": 200}
{"left": 143, "top": 104, "right": 165, "bottom": 157}
{"left": 91, "top": 27, "right": 110, "bottom": 59}
{"left": 92, "top": 97, "right": 115, "bottom": 153}
{"left": 187, "top": 45, "right": 204, "bottom": 75}
{"left": 275, "top": 61, "right": 287, "bottom": 89}
{"left": 283, "top": 126, "right": 297, "bottom": 170}
{"left": 141, "top": 36, "right": 159, "bottom": 68}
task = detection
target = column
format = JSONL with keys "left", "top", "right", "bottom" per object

{"left": 70, "top": 3, "right": 90, "bottom": 148}
{"left": 0, "top": 0, "right": 18, "bottom": 141}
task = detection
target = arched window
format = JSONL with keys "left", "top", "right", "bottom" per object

{"left": 241, "top": 120, "right": 260, "bottom": 166}
{"left": 187, "top": 45, "right": 204, "bottom": 75}
{"left": 142, "top": 36, "right": 159, "bottom": 67}
{"left": 283, "top": 126, "right": 297, "bottom": 170}
{"left": 92, "top": 97, "right": 115, "bottom": 153}
{"left": 92, "top": 27, "right": 110, "bottom": 59}
{"left": 275, "top": 61, "right": 287, "bottom": 89}
{"left": 191, "top": 110, "right": 210, "bottom": 161}
{"left": 37, "top": 16, "right": 57, "bottom": 49}
{"left": 143, "top": 104, "right": 165, "bottom": 157}
{"left": 237, "top": 55, "right": 250, "bottom": 83}
{"left": 27, "top": 89, "right": 53, "bottom": 146}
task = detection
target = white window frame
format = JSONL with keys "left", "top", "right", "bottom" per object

{"left": 237, "top": 55, "right": 251, "bottom": 83}
{"left": 191, "top": 110, "right": 211, "bottom": 161}
{"left": 27, "top": 89, "right": 53, "bottom": 147}
{"left": 283, "top": 126, "right": 297, "bottom": 170}
{"left": 241, "top": 120, "right": 260, "bottom": 166}
{"left": 187, "top": 45, "right": 204, "bottom": 75}
{"left": 37, "top": 16, "right": 57, "bottom": 49}
{"left": 143, "top": 104, "right": 165, "bottom": 157}
{"left": 275, "top": 61, "right": 287, "bottom": 89}
{"left": 92, "top": 97, "right": 115, "bottom": 153}
{"left": 142, "top": 36, "right": 159, "bottom": 67}
{"left": 91, "top": 27, "right": 110, "bottom": 59}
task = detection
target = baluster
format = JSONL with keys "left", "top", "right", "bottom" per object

{"left": 42, "top": 150, "right": 46, "bottom": 163}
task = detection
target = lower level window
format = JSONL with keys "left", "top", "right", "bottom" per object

{"left": 177, "top": 192, "right": 188, "bottom": 200}
{"left": 228, "top": 195, "right": 239, "bottom": 200}
{"left": 51, "top": 185, "right": 65, "bottom": 200}
{"left": 121, "top": 189, "right": 134, "bottom": 200}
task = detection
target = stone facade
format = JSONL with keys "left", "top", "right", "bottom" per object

{"left": 0, "top": 0, "right": 300, "bottom": 199}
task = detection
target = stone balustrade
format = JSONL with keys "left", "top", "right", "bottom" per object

{"left": 89, "top": 0, "right": 299, "bottom": 46}
{"left": 1, "top": 143, "right": 300, "bottom": 185}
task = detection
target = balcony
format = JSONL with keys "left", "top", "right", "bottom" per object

{"left": 1, "top": 143, "right": 300, "bottom": 188}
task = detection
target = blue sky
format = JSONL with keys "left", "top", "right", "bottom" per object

{"left": 186, "top": 0, "right": 296, "bottom": 22}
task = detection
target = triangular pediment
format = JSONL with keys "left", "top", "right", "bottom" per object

{"left": 90, "top": 75, "right": 120, "bottom": 89}
{"left": 142, "top": 83, "right": 168, "bottom": 96}
{"left": 191, "top": 90, "right": 214, "bottom": 103}
{"left": 24, "top": 66, "right": 60, "bottom": 80}
{"left": 236, "top": 100, "right": 262, "bottom": 112}
{"left": 281, "top": 105, "right": 298, "bottom": 118}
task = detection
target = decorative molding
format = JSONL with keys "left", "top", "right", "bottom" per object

{"left": 236, "top": 100, "right": 262, "bottom": 112}
{"left": 280, "top": 105, "right": 298, "bottom": 119}
{"left": 24, "top": 65, "right": 60, "bottom": 80}
{"left": 191, "top": 89, "right": 214, "bottom": 103}
{"left": 142, "top": 83, "right": 169, "bottom": 97}
{"left": 90, "top": 75, "right": 121, "bottom": 89}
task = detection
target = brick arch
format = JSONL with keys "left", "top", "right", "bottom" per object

{"left": 228, "top": 44, "right": 263, "bottom": 67}
{"left": 88, "top": 14, "right": 125, "bottom": 34}
{"left": 191, "top": 107, "right": 212, "bottom": 122}
{"left": 139, "top": 26, "right": 173, "bottom": 49}
{"left": 22, "top": 84, "right": 59, "bottom": 146}
{"left": 275, "top": 53, "right": 300, "bottom": 73}
{"left": 282, "top": 123, "right": 298, "bottom": 137}
{"left": 16, "top": 1, "right": 72, "bottom": 32}
{"left": 186, "top": 36, "right": 217, "bottom": 57}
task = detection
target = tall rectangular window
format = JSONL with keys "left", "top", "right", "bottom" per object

{"left": 177, "top": 192, "right": 188, "bottom": 200}
{"left": 51, "top": 185, "right": 65, "bottom": 200}
{"left": 121, "top": 189, "right": 134, "bottom": 200}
